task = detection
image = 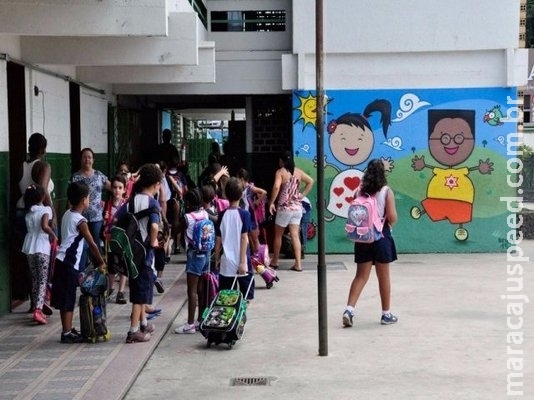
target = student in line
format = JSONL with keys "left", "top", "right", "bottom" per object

{"left": 51, "top": 182, "right": 106, "bottom": 343}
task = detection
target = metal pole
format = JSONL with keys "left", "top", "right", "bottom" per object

{"left": 316, "top": 0, "right": 328, "bottom": 356}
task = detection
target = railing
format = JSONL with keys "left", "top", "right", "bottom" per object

{"left": 188, "top": 0, "right": 207, "bottom": 29}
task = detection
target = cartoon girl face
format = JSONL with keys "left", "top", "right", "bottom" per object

{"left": 329, "top": 123, "right": 374, "bottom": 166}
{"left": 428, "top": 117, "right": 474, "bottom": 167}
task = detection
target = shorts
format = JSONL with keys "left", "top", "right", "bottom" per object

{"left": 422, "top": 198, "right": 472, "bottom": 224}
{"left": 219, "top": 273, "right": 255, "bottom": 300}
{"left": 275, "top": 208, "right": 303, "bottom": 228}
{"left": 154, "top": 247, "right": 166, "bottom": 272}
{"left": 129, "top": 264, "right": 154, "bottom": 304}
{"left": 50, "top": 259, "right": 79, "bottom": 312}
{"left": 186, "top": 249, "right": 210, "bottom": 276}
{"left": 354, "top": 225, "right": 397, "bottom": 264}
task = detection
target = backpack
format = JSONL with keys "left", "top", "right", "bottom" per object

{"left": 189, "top": 213, "right": 215, "bottom": 252}
{"left": 247, "top": 183, "right": 267, "bottom": 225}
{"left": 345, "top": 187, "right": 386, "bottom": 243}
{"left": 109, "top": 197, "right": 159, "bottom": 278}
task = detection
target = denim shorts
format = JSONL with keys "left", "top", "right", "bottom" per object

{"left": 186, "top": 249, "right": 210, "bottom": 276}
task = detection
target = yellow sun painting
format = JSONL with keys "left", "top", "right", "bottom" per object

{"left": 293, "top": 92, "right": 332, "bottom": 131}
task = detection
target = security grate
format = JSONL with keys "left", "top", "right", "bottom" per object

{"left": 230, "top": 377, "right": 272, "bottom": 386}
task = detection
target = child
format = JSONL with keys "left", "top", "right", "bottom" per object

{"left": 342, "top": 159, "right": 398, "bottom": 327}
{"left": 236, "top": 168, "right": 267, "bottom": 255}
{"left": 102, "top": 174, "right": 128, "bottom": 304}
{"left": 114, "top": 163, "right": 163, "bottom": 343}
{"left": 214, "top": 177, "right": 255, "bottom": 302}
{"left": 174, "top": 188, "right": 211, "bottom": 334}
{"left": 21, "top": 184, "right": 57, "bottom": 325}
{"left": 51, "top": 182, "right": 106, "bottom": 343}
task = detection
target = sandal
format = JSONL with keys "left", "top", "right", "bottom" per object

{"left": 269, "top": 264, "right": 279, "bottom": 270}
{"left": 290, "top": 266, "right": 302, "bottom": 272}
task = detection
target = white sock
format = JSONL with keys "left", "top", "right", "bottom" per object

{"left": 346, "top": 306, "right": 355, "bottom": 313}
{"left": 382, "top": 310, "right": 390, "bottom": 316}
{"left": 130, "top": 325, "right": 140, "bottom": 333}
{"left": 141, "top": 318, "right": 148, "bottom": 326}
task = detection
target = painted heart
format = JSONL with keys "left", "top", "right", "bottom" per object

{"left": 345, "top": 196, "right": 354, "bottom": 204}
{"left": 344, "top": 176, "right": 360, "bottom": 191}
{"left": 336, "top": 203, "right": 343, "bottom": 209}
{"left": 333, "top": 187, "right": 344, "bottom": 197}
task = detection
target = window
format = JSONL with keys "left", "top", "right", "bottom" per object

{"left": 211, "top": 10, "right": 286, "bottom": 32}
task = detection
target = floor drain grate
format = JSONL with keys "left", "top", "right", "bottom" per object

{"left": 230, "top": 377, "right": 271, "bottom": 386}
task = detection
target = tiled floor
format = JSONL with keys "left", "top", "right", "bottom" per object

{"left": 0, "top": 258, "right": 187, "bottom": 400}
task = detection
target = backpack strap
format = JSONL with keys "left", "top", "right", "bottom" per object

{"left": 128, "top": 195, "right": 159, "bottom": 220}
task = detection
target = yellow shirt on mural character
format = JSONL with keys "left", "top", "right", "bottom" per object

{"left": 422, "top": 167, "right": 473, "bottom": 224}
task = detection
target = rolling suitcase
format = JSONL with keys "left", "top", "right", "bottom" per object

{"left": 251, "top": 244, "right": 279, "bottom": 289}
{"left": 199, "top": 275, "right": 253, "bottom": 349}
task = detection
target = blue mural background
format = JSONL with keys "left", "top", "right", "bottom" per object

{"left": 293, "top": 87, "right": 519, "bottom": 253}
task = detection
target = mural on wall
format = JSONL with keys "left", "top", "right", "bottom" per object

{"left": 292, "top": 88, "right": 518, "bottom": 253}
{"left": 410, "top": 109, "right": 493, "bottom": 242}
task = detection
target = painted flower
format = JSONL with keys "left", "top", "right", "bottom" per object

{"left": 327, "top": 120, "right": 337, "bottom": 134}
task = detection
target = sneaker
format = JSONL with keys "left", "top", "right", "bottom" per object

{"left": 147, "top": 308, "right": 162, "bottom": 315}
{"left": 140, "top": 322, "right": 155, "bottom": 333}
{"left": 174, "top": 323, "right": 196, "bottom": 334}
{"left": 342, "top": 310, "right": 354, "bottom": 327}
{"left": 116, "top": 291, "right": 127, "bottom": 304}
{"left": 381, "top": 313, "right": 398, "bottom": 325}
{"left": 154, "top": 278, "right": 165, "bottom": 294}
{"left": 33, "top": 309, "right": 47, "bottom": 325}
{"left": 61, "top": 328, "right": 84, "bottom": 344}
{"left": 125, "top": 330, "right": 151, "bottom": 343}
{"left": 194, "top": 320, "right": 200, "bottom": 331}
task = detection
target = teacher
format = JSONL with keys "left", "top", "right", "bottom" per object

{"left": 70, "top": 148, "right": 111, "bottom": 271}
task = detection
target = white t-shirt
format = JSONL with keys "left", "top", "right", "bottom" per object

{"left": 22, "top": 204, "right": 53, "bottom": 256}
{"left": 56, "top": 209, "right": 87, "bottom": 270}
{"left": 216, "top": 207, "right": 251, "bottom": 277}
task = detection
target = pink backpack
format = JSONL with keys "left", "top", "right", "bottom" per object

{"left": 345, "top": 187, "right": 386, "bottom": 243}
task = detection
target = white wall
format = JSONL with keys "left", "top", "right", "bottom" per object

{"left": 26, "top": 70, "right": 71, "bottom": 153}
{"left": 80, "top": 89, "right": 109, "bottom": 153}
{"left": 0, "top": 60, "right": 8, "bottom": 152}
{"left": 292, "top": 0, "right": 519, "bottom": 54}
{"left": 282, "top": 0, "right": 526, "bottom": 91}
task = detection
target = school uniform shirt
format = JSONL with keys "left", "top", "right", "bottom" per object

{"left": 22, "top": 204, "right": 53, "bottom": 256}
{"left": 114, "top": 192, "right": 161, "bottom": 263}
{"left": 56, "top": 209, "right": 87, "bottom": 271}
{"left": 215, "top": 207, "right": 251, "bottom": 276}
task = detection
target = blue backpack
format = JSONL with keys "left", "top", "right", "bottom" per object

{"left": 189, "top": 214, "right": 215, "bottom": 252}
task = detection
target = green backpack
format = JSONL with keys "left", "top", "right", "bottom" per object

{"left": 109, "top": 198, "right": 158, "bottom": 279}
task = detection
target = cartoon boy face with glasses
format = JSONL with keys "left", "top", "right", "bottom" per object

{"left": 428, "top": 112, "right": 475, "bottom": 166}
{"left": 410, "top": 109, "right": 493, "bottom": 241}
